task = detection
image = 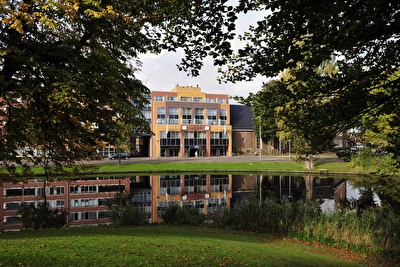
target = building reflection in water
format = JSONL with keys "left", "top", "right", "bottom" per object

{"left": 1, "top": 174, "right": 358, "bottom": 231}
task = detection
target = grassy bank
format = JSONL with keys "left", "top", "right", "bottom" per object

{"left": 0, "top": 225, "right": 387, "bottom": 267}
{"left": 94, "top": 160, "right": 361, "bottom": 175}
{"left": 16, "top": 160, "right": 359, "bottom": 177}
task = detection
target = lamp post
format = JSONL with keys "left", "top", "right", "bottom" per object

{"left": 257, "top": 116, "right": 262, "bottom": 161}
{"left": 157, "top": 139, "right": 160, "bottom": 158}
{"left": 259, "top": 122, "right": 262, "bottom": 161}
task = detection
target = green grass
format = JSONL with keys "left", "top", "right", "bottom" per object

{"left": 96, "top": 161, "right": 308, "bottom": 173}
{"left": 12, "top": 161, "right": 359, "bottom": 177}
{"left": 0, "top": 225, "right": 382, "bottom": 267}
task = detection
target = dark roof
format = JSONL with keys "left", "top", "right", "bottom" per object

{"left": 230, "top": 105, "right": 254, "bottom": 130}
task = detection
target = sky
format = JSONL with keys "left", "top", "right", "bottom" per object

{"left": 136, "top": 7, "right": 269, "bottom": 103}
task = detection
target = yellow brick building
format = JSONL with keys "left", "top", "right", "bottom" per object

{"left": 151, "top": 86, "right": 232, "bottom": 158}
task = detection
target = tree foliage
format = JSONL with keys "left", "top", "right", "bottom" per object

{"left": 0, "top": 0, "right": 236, "bottom": 176}
{"left": 226, "top": 0, "right": 400, "bottom": 161}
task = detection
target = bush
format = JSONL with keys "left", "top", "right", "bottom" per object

{"left": 18, "top": 202, "right": 67, "bottom": 229}
{"left": 107, "top": 192, "right": 147, "bottom": 226}
{"left": 161, "top": 204, "right": 204, "bottom": 225}
{"left": 217, "top": 195, "right": 321, "bottom": 235}
{"left": 352, "top": 148, "right": 374, "bottom": 168}
{"left": 335, "top": 149, "right": 354, "bottom": 162}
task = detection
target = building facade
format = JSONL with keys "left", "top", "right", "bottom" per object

{"left": 150, "top": 86, "right": 232, "bottom": 158}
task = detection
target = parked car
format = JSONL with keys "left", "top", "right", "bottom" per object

{"left": 109, "top": 153, "right": 130, "bottom": 160}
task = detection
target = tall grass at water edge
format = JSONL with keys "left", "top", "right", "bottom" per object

{"left": 209, "top": 195, "right": 400, "bottom": 261}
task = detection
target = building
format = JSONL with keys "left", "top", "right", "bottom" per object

{"left": 150, "top": 86, "right": 232, "bottom": 157}
{"left": 230, "top": 104, "right": 258, "bottom": 155}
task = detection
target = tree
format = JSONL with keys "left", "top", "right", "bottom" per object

{"left": 0, "top": 0, "right": 236, "bottom": 177}
{"left": 223, "top": 1, "right": 400, "bottom": 162}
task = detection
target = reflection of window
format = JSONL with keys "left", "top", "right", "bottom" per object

{"left": 56, "top": 200, "right": 65, "bottom": 208}
{"left": 180, "top": 97, "right": 191, "bottom": 101}
{"left": 193, "top": 97, "right": 202, "bottom": 102}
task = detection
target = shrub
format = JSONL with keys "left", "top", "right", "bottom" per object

{"left": 335, "top": 149, "right": 354, "bottom": 162}
{"left": 352, "top": 148, "right": 374, "bottom": 168}
{"left": 218, "top": 195, "right": 321, "bottom": 235}
{"left": 161, "top": 204, "right": 204, "bottom": 225}
{"left": 107, "top": 192, "right": 147, "bottom": 226}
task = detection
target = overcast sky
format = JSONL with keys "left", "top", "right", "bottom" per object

{"left": 136, "top": 7, "right": 269, "bottom": 103}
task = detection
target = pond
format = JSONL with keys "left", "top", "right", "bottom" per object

{"left": 1, "top": 172, "right": 397, "bottom": 231}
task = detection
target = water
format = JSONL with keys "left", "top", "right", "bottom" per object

{"left": 1, "top": 173, "right": 394, "bottom": 230}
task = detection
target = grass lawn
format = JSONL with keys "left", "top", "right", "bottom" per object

{"left": 19, "top": 161, "right": 360, "bottom": 177}
{"left": 0, "top": 225, "right": 388, "bottom": 267}
{"left": 93, "top": 160, "right": 363, "bottom": 176}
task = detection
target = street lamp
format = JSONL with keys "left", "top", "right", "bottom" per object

{"left": 256, "top": 116, "right": 262, "bottom": 161}
{"left": 259, "top": 123, "right": 262, "bottom": 161}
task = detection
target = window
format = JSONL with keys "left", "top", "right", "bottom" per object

{"left": 143, "top": 102, "right": 151, "bottom": 109}
{"left": 193, "top": 97, "right": 202, "bottom": 102}
{"left": 154, "top": 96, "right": 164, "bottom": 101}
{"left": 180, "top": 96, "right": 191, "bottom": 102}
{"left": 207, "top": 108, "right": 217, "bottom": 125}
{"left": 168, "top": 107, "right": 179, "bottom": 124}
{"left": 98, "top": 185, "right": 124, "bottom": 193}
{"left": 182, "top": 108, "right": 192, "bottom": 124}
{"left": 195, "top": 108, "right": 204, "bottom": 124}
{"left": 206, "top": 98, "right": 215, "bottom": 103}
{"left": 211, "top": 132, "right": 229, "bottom": 146}
{"left": 167, "top": 96, "right": 177, "bottom": 101}
{"left": 143, "top": 110, "right": 151, "bottom": 123}
{"left": 217, "top": 98, "right": 226, "bottom": 104}
{"left": 157, "top": 107, "right": 166, "bottom": 124}
{"left": 220, "top": 109, "right": 227, "bottom": 125}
